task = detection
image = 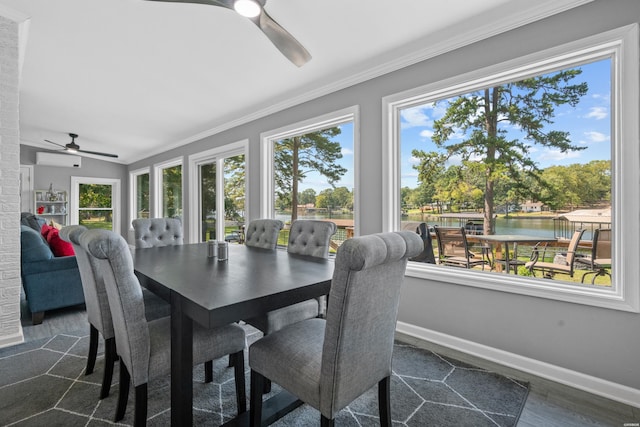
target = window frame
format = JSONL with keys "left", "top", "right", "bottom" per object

{"left": 187, "top": 140, "right": 248, "bottom": 243}
{"left": 260, "top": 106, "right": 360, "bottom": 237}
{"left": 382, "top": 24, "right": 639, "bottom": 312}
{"left": 154, "top": 156, "right": 183, "bottom": 219}
{"left": 129, "top": 166, "right": 150, "bottom": 229}
{"left": 70, "top": 176, "right": 121, "bottom": 232}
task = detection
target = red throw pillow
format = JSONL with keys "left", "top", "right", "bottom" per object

{"left": 41, "top": 223, "right": 54, "bottom": 240}
{"left": 46, "top": 227, "right": 75, "bottom": 257}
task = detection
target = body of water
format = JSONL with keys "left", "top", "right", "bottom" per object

{"left": 275, "top": 211, "right": 607, "bottom": 240}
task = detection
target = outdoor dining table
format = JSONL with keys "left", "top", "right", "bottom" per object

{"left": 473, "top": 234, "right": 559, "bottom": 274}
{"left": 133, "top": 242, "right": 334, "bottom": 427}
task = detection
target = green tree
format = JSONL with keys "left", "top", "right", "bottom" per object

{"left": 410, "top": 151, "right": 446, "bottom": 213}
{"left": 332, "top": 186, "right": 353, "bottom": 210}
{"left": 224, "top": 154, "right": 245, "bottom": 222}
{"left": 298, "top": 188, "right": 317, "bottom": 205}
{"left": 431, "top": 69, "right": 588, "bottom": 234}
{"left": 79, "top": 184, "right": 111, "bottom": 208}
{"left": 315, "top": 189, "right": 333, "bottom": 210}
{"left": 274, "top": 128, "right": 347, "bottom": 221}
{"left": 162, "top": 165, "right": 182, "bottom": 218}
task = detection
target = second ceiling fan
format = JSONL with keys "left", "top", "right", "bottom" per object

{"left": 146, "top": 0, "right": 311, "bottom": 67}
{"left": 45, "top": 133, "right": 119, "bottom": 158}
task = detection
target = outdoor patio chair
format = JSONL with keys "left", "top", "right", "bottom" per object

{"left": 576, "top": 228, "right": 611, "bottom": 284}
{"left": 525, "top": 229, "right": 585, "bottom": 279}
{"left": 248, "top": 231, "right": 423, "bottom": 427}
{"left": 433, "top": 226, "right": 489, "bottom": 270}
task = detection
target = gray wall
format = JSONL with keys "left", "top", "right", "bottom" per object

{"left": 20, "top": 145, "right": 129, "bottom": 235}
{"left": 128, "top": 0, "right": 640, "bottom": 393}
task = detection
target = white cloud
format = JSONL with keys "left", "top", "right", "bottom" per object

{"left": 341, "top": 147, "right": 353, "bottom": 156}
{"left": 408, "top": 155, "right": 420, "bottom": 165}
{"left": 585, "top": 106, "right": 608, "bottom": 120}
{"left": 419, "top": 129, "right": 433, "bottom": 139}
{"left": 538, "top": 149, "right": 581, "bottom": 162}
{"left": 400, "top": 106, "right": 432, "bottom": 128}
{"left": 584, "top": 131, "right": 609, "bottom": 143}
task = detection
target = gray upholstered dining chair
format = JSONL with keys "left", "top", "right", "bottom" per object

{"left": 60, "top": 225, "right": 116, "bottom": 399}
{"left": 132, "top": 217, "right": 183, "bottom": 248}
{"left": 60, "top": 225, "right": 171, "bottom": 401}
{"left": 246, "top": 220, "right": 337, "bottom": 335}
{"left": 243, "top": 218, "right": 284, "bottom": 249}
{"left": 249, "top": 231, "right": 422, "bottom": 427}
{"left": 80, "top": 229, "right": 247, "bottom": 426}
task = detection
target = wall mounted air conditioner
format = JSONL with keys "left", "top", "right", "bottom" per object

{"left": 36, "top": 152, "right": 82, "bottom": 168}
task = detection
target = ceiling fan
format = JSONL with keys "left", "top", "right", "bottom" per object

{"left": 146, "top": 0, "right": 311, "bottom": 67}
{"left": 45, "top": 133, "right": 119, "bottom": 158}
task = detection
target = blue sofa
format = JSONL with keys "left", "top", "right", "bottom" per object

{"left": 20, "top": 224, "right": 85, "bottom": 324}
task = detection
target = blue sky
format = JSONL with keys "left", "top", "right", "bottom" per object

{"left": 297, "top": 121, "right": 355, "bottom": 193}
{"left": 399, "top": 58, "right": 612, "bottom": 188}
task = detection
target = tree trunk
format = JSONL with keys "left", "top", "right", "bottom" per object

{"left": 291, "top": 137, "right": 300, "bottom": 222}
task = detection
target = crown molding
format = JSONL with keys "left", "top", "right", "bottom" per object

{"left": 128, "top": 0, "right": 593, "bottom": 165}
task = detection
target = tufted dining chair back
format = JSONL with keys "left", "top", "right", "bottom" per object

{"left": 249, "top": 231, "right": 423, "bottom": 425}
{"left": 244, "top": 219, "right": 284, "bottom": 249}
{"left": 132, "top": 218, "right": 183, "bottom": 248}
{"left": 80, "top": 228, "right": 247, "bottom": 425}
{"left": 244, "top": 219, "right": 338, "bottom": 355}
{"left": 287, "top": 220, "right": 337, "bottom": 259}
{"left": 60, "top": 225, "right": 116, "bottom": 400}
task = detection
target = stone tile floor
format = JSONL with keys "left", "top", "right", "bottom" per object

{"left": 0, "top": 326, "right": 528, "bottom": 426}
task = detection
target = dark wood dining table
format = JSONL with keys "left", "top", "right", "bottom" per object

{"left": 133, "top": 242, "right": 334, "bottom": 426}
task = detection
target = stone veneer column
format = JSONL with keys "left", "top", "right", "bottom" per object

{"left": 0, "top": 13, "right": 23, "bottom": 347}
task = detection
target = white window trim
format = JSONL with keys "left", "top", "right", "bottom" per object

{"left": 382, "top": 24, "right": 639, "bottom": 312}
{"left": 70, "top": 176, "right": 121, "bottom": 232}
{"left": 129, "top": 166, "right": 150, "bottom": 229}
{"left": 153, "top": 156, "right": 183, "bottom": 219}
{"left": 260, "top": 105, "right": 360, "bottom": 236}
{"left": 187, "top": 140, "right": 248, "bottom": 244}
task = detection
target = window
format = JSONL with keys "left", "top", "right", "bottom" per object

{"left": 70, "top": 177, "right": 121, "bottom": 232}
{"left": 261, "top": 106, "right": 358, "bottom": 248}
{"left": 188, "top": 141, "right": 247, "bottom": 243}
{"left": 383, "top": 25, "right": 639, "bottom": 312}
{"left": 129, "top": 167, "right": 150, "bottom": 225}
{"left": 155, "top": 158, "right": 182, "bottom": 219}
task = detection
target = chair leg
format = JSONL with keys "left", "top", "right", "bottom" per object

{"left": 115, "top": 360, "right": 130, "bottom": 422}
{"left": 321, "top": 415, "right": 335, "bottom": 427}
{"left": 250, "top": 370, "right": 264, "bottom": 427}
{"left": 86, "top": 324, "right": 99, "bottom": 375}
{"left": 100, "top": 337, "right": 117, "bottom": 399}
{"left": 232, "top": 351, "right": 247, "bottom": 414}
{"left": 134, "top": 383, "right": 148, "bottom": 427}
{"left": 263, "top": 378, "right": 272, "bottom": 394}
{"left": 378, "top": 376, "right": 392, "bottom": 427}
{"left": 205, "top": 360, "right": 213, "bottom": 383}
{"left": 228, "top": 354, "right": 235, "bottom": 367}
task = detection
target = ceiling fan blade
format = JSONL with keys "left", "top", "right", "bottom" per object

{"left": 144, "top": 0, "right": 232, "bottom": 9}
{"left": 44, "top": 139, "right": 68, "bottom": 149}
{"left": 254, "top": 9, "right": 311, "bottom": 67}
{"left": 77, "top": 149, "right": 119, "bottom": 158}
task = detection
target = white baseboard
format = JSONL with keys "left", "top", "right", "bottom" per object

{"left": 0, "top": 331, "right": 24, "bottom": 350}
{"left": 396, "top": 321, "right": 640, "bottom": 409}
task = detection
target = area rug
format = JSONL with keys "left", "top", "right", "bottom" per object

{"left": 0, "top": 329, "right": 528, "bottom": 426}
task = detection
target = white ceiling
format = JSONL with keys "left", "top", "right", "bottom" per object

{"left": 3, "top": 0, "right": 589, "bottom": 164}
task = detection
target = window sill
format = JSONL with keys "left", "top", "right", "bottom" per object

{"left": 405, "top": 262, "right": 639, "bottom": 313}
